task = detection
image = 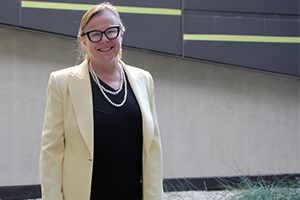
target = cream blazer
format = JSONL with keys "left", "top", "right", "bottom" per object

{"left": 40, "top": 59, "right": 163, "bottom": 200}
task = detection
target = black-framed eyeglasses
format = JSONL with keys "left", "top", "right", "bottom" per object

{"left": 82, "top": 26, "right": 120, "bottom": 43}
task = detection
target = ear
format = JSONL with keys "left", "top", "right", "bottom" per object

{"left": 80, "top": 36, "right": 87, "bottom": 46}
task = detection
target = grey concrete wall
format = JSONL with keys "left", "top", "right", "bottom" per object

{"left": 0, "top": 26, "right": 77, "bottom": 186}
{"left": 123, "top": 50, "right": 300, "bottom": 179}
{"left": 0, "top": 25, "right": 299, "bottom": 186}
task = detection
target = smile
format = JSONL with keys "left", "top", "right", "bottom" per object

{"left": 98, "top": 47, "right": 113, "bottom": 52}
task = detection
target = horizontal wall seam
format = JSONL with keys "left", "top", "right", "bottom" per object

{"left": 184, "top": 34, "right": 300, "bottom": 43}
{"left": 21, "top": 1, "right": 182, "bottom": 16}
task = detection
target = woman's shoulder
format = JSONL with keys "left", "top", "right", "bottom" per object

{"left": 50, "top": 60, "right": 88, "bottom": 78}
{"left": 52, "top": 63, "right": 83, "bottom": 75}
{"left": 121, "top": 61, "right": 152, "bottom": 79}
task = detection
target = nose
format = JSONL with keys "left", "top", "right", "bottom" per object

{"left": 100, "top": 33, "right": 110, "bottom": 42}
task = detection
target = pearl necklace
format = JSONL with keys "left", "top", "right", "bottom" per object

{"left": 89, "top": 62, "right": 127, "bottom": 107}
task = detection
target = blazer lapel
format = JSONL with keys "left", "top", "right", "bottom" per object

{"left": 66, "top": 60, "right": 154, "bottom": 157}
{"left": 122, "top": 62, "right": 154, "bottom": 155}
{"left": 67, "top": 60, "right": 93, "bottom": 157}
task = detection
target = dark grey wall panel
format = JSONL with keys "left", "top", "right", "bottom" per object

{"left": 22, "top": 8, "right": 83, "bottom": 36}
{"left": 266, "top": 18, "right": 300, "bottom": 36}
{"left": 277, "top": 0, "right": 300, "bottom": 15}
{"left": 185, "top": 15, "right": 299, "bottom": 36}
{"left": 184, "top": 0, "right": 300, "bottom": 15}
{"left": 0, "top": 0, "right": 21, "bottom": 26}
{"left": 121, "top": 14, "right": 182, "bottom": 55}
{"left": 184, "top": 15, "right": 265, "bottom": 35}
{"left": 112, "top": 0, "right": 181, "bottom": 8}
{"left": 184, "top": 41, "right": 299, "bottom": 76}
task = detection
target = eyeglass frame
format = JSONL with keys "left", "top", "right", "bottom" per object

{"left": 81, "top": 26, "right": 120, "bottom": 43}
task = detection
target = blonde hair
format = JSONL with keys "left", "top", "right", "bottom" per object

{"left": 77, "top": 2, "right": 126, "bottom": 61}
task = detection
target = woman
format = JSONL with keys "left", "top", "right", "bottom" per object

{"left": 39, "top": 2, "right": 163, "bottom": 200}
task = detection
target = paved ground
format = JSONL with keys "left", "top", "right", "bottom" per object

{"left": 163, "top": 190, "right": 236, "bottom": 199}
{"left": 29, "top": 191, "right": 235, "bottom": 200}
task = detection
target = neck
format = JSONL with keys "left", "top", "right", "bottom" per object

{"left": 90, "top": 59, "right": 120, "bottom": 75}
{"left": 89, "top": 60, "right": 122, "bottom": 90}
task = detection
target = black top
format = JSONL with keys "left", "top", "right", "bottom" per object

{"left": 89, "top": 72, "right": 143, "bottom": 200}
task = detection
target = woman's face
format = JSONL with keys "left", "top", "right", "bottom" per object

{"left": 81, "top": 11, "right": 123, "bottom": 66}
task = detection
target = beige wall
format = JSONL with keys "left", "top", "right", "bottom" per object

{"left": 123, "top": 49, "right": 300, "bottom": 179}
{"left": 0, "top": 25, "right": 299, "bottom": 186}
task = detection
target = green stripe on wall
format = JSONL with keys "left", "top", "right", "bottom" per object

{"left": 115, "top": 6, "right": 181, "bottom": 15}
{"left": 21, "top": 1, "right": 181, "bottom": 15}
{"left": 21, "top": 1, "right": 93, "bottom": 10}
{"left": 184, "top": 34, "right": 300, "bottom": 43}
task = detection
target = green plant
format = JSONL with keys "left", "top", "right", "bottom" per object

{"left": 163, "top": 179, "right": 235, "bottom": 199}
{"left": 217, "top": 175, "right": 300, "bottom": 200}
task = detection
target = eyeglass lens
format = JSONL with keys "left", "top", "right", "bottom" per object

{"left": 88, "top": 27, "right": 119, "bottom": 42}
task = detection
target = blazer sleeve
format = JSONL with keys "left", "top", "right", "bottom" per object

{"left": 40, "top": 72, "right": 65, "bottom": 200}
{"left": 146, "top": 72, "right": 164, "bottom": 200}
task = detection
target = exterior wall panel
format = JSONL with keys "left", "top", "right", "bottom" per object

{"left": 22, "top": 8, "right": 83, "bottom": 36}
{"left": 184, "top": 0, "right": 300, "bottom": 15}
{"left": 185, "top": 41, "right": 299, "bottom": 76}
{"left": 0, "top": 0, "right": 21, "bottom": 26}
{"left": 121, "top": 14, "right": 182, "bottom": 55}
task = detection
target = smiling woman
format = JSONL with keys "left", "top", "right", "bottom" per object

{"left": 39, "top": 2, "right": 163, "bottom": 200}
{"left": 80, "top": 12, "right": 123, "bottom": 76}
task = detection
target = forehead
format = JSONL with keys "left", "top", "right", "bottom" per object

{"left": 85, "top": 11, "right": 119, "bottom": 31}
